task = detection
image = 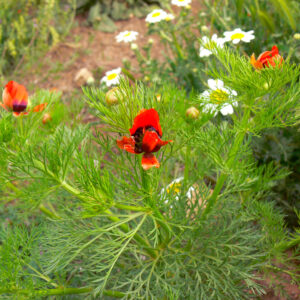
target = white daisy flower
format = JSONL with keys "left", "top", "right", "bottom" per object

{"left": 161, "top": 177, "right": 195, "bottom": 205}
{"left": 199, "top": 34, "right": 226, "bottom": 57}
{"left": 100, "top": 68, "right": 122, "bottom": 87}
{"left": 115, "top": 31, "right": 138, "bottom": 43}
{"left": 145, "top": 9, "right": 168, "bottom": 23}
{"left": 165, "top": 13, "right": 175, "bottom": 21}
{"left": 223, "top": 28, "right": 255, "bottom": 44}
{"left": 200, "top": 79, "right": 238, "bottom": 116}
{"left": 171, "top": 0, "right": 192, "bottom": 7}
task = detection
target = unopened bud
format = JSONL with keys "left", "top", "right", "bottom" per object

{"left": 156, "top": 94, "right": 161, "bottom": 102}
{"left": 294, "top": 33, "right": 300, "bottom": 40}
{"left": 105, "top": 87, "right": 121, "bottom": 106}
{"left": 144, "top": 76, "right": 150, "bottom": 82}
{"left": 186, "top": 4, "right": 191, "bottom": 9}
{"left": 42, "top": 113, "right": 52, "bottom": 124}
{"left": 131, "top": 43, "right": 138, "bottom": 50}
{"left": 263, "top": 82, "right": 269, "bottom": 90}
{"left": 186, "top": 107, "right": 200, "bottom": 119}
{"left": 87, "top": 76, "right": 95, "bottom": 85}
{"left": 201, "top": 25, "right": 209, "bottom": 33}
{"left": 148, "top": 38, "right": 154, "bottom": 44}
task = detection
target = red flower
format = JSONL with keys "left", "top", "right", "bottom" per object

{"left": 250, "top": 45, "right": 283, "bottom": 69}
{"left": 1, "top": 81, "right": 47, "bottom": 116}
{"left": 117, "top": 109, "right": 172, "bottom": 170}
{"left": 1, "top": 81, "right": 28, "bottom": 116}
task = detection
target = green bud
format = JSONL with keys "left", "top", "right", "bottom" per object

{"left": 186, "top": 106, "right": 200, "bottom": 119}
{"left": 294, "top": 33, "right": 300, "bottom": 40}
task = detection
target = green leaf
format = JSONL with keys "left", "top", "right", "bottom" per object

{"left": 270, "top": 0, "right": 297, "bottom": 30}
{"left": 257, "top": 9, "right": 275, "bottom": 32}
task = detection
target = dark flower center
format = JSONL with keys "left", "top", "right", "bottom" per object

{"left": 12, "top": 100, "right": 27, "bottom": 113}
{"left": 133, "top": 126, "right": 160, "bottom": 153}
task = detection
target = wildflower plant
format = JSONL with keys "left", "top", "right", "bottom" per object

{"left": 0, "top": 41, "right": 299, "bottom": 299}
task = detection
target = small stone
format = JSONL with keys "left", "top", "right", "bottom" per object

{"left": 74, "top": 68, "right": 95, "bottom": 87}
{"left": 186, "top": 106, "right": 200, "bottom": 119}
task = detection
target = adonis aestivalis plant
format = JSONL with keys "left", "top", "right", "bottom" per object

{"left": 117, "top": 108, "right": 172, "bottom": 170}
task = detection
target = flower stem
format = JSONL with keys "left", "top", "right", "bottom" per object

{"left": 0, "top": 287, "right": 125, "bottom": 298}
{"left": 201, "top": 108, "right": 250, "bottom": 219}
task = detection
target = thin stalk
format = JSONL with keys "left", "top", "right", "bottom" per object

{"left": 201, "top": 108, "right": 251, "bottom": 219}
{"left": 31, "top": 159, "right": 157, "bottom": 259}
{"left": 0, "top": 287, "right": 125, "bottom": 298}
{"left": 170, "top": 31, "right": 185, "bottom": 60}
{"left": 39, "top": 204, "right": 61, "bottom": 220}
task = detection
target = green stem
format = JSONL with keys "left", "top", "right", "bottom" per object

{"left": 201, "top": 108, "right": 251, "bottom": 219}
{"left": 31, "top": 159, "right": 157, "bottom": 259}
{"left": 184, "top": 145, "right": 191, "bottom": 185}
{"left": 170, "top": 31, "right": 185, "bottom": 60}
{"left": 0, "top": 287, "right": 125, "bottom": 298}
{"left": 39, "top": 204, "right": 61, "bottom": 220}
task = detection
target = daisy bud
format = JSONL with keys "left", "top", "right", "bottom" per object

{"left": 131, "top": 43, "right": 138, "bottom": 50}
{"left": 148, "top": 38, "right": 154, "bottom": 44}
{"left": 294, "top": 33, "right": 300, "bottom": 40}
{"left": 105, "top": 87, "right": 121, "bottom": 106}
{"left": 186, "top": 107, "right": 200, "bottom": 119}
{"left": 87, "top": 76, "right": 95, "bottom": 85}
{"left": 201, "top": 25, "right": 209, "bottom": 33}
{"left": 144, "top": 76, "right": 150, "bottom": 81}
{"left": 42, "top": 113, "right": 52, "bottom": 124}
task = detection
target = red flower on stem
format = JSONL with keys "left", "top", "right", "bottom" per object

{"left": 117, "top": 109, "right": 172, "bottom": 170}
{"left": 1, "top": 81, "right": 47, "bottom": 116}
{"left": 250, "top": 45, "right": 283, "bottom": 69}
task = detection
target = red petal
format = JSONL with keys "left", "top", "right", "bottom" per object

{"left": 3, "top": 81, "right": 28, "bottom": 110}
{"left": 33, "top": 103, "right": 47, "bottom": 112}
{"left": 117, "top": 136, "right": 136, "bottom": 153}
{"left": 130, "top": 109, "right": 162, "bottom": 137}
{"left": 141, "top": 153, "right": 160, "bottom": 170}
{"left": 142, "top": 131, "right": 160, "bottom": 153}
{"left": 271, "top": 45, "right": 279, "bottom": 56}
{"left": 142, "top": 131, "right": 171, "bottom": 153}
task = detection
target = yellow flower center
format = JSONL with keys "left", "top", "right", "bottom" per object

{"left": 107, "top": 73, "right": 117, "bottom": 81}
{"left": 231, "top": 33, "right": 244, "bottom": 40}
{"left": 152, "top": 12, "right": 161, "bottom": 18}
{"left": 167, "top": 182, "right": 182, "bottom": 194}
{"left": 210, "top": 89, "right": 229, "bottom": 104}
{"left": 124, "top": 32, "right": 131, "bottom": 37}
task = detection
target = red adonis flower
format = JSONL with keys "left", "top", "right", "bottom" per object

{"left": 250, "top": 45, "right": 283, "bottom": 69}
{"left": 117, "top": 108, "right": 172, "bottom": 170}
{"left": 1, "top": 81, "right": 47, "bottom": 116}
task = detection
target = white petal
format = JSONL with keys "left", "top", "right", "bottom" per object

{"left": 220, "top": 104, "right": 234, "bottom": 115}
{"left": 214, "top": 79, "right": 224, "bottom": 89}
{"left": 207, "top": 79, "right": 218, "bottom": 90}
{"left": 232, "top": 39, "right": 240, "bottom": 44}
{"left": 199, "top": 48, "right": 212, "bottom": 57}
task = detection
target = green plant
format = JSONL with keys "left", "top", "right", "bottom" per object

{"left": 0, "top": 0, "right": 75, "bottom": 76}
{"left": 0, "top": 44, "right": 299, "bottom": 298}
{"left": 78, "top": 0, "right": 168, "bottom": 32}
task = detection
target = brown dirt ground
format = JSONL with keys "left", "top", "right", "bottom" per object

{"left": 13, "top": 3, "right": 300, "bottom": 299}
